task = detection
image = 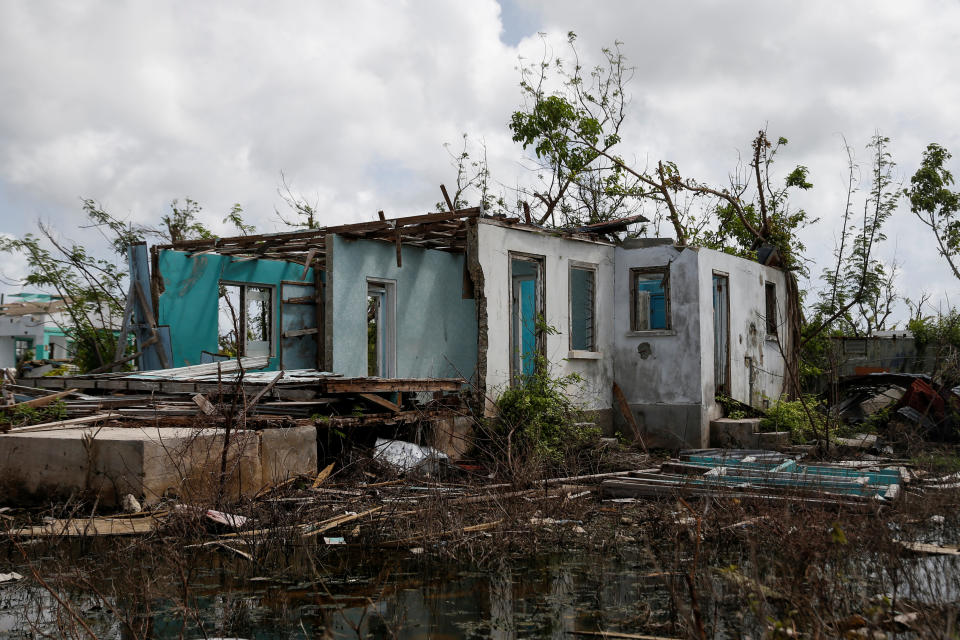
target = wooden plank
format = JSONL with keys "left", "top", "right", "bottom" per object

{"left": 440, "top": 184, "right": 456, "bottom": 212}
{"left": 282, "top": 296, "right": 315, "bottom": 304}
{"left": 312, "top": 462, "right": 335, "bottom": 488}
{"left": 358, "top": 393, "right": 400, "bottom": 413}
{"left": 0, "top": 388, "right": 78, "bottom": 411}
{"left": 133, "top": 280, "right": 170, "bottom": 369}
{"left": 244, "top": 371, "right": 284, "bottom": 414}
{"left": 320, "top": 378, "right": 463, "bottom": 393}
{"left": 112, "top": 281, "right": 135, "bottom": 365}
{"left": 5, "top": 413, "right": 115, "bottom": 434}
{"left": 192, "top": 393, "right": 218, "bottom": 415}
{"left": 612, "top": 382, "right": 648, "bottom": 454}
{"left": 11, "top": 516, "right": 158, "bottom": 537}
{"left": 282, "top": 327, "right": 318, "bottom": 338}
{"left": 395, "top": 227, "right": 402, "bottom": 267}
{"left": 300, "top": 247, "right": 317, "bottom": 280}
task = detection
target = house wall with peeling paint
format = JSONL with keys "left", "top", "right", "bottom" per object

{"left": 327, "top": 234, "right": 478, "bottom": 380}
{"left": 475, "top": 221, "right": 616, "bottom": 416}
{"left": 156, "top": 249, "right": 314, "bottom": 369}
{"left": 697, "top": 249, "right": 791, "bottom": 424}
{"left": 613, "top": 242, "right": 704, "bottom": 447}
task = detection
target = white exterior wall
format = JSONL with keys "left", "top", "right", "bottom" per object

{"left": 613, "top": 244, "right": 705, "bottom": 446}
{"left": 476, "top": 221, "right": 616, "bottom": 413}
{"left": 697, "top": 249, "right": 791, "bottom": 424}
{"left": 0, "top": 314, "right": 47, "bottom": 367}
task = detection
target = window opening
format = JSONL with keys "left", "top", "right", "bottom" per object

{"left": 14, "top": 338, "right": 33, "bottom": 363}
{"left": 765, "top": 282, "right": 778, "bottom": 336}
{"left": 630, "top": 267, "right": 670, "bottom": 331}
{"left": 713, "top": 274, "right": 730, "bottom": 395}
{"left": 218, "top": 283, "right": 273, "bottom": 358}
{"left": 569, "top": 265, "right": 596, "bottom": 351}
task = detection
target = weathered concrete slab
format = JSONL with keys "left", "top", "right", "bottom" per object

{"left": 754, "top": 431, "right": 791, "bottom": 449}
{"left": 0, "top": 425, "right": 317, "bottom": 507}
{"left": 260, "top": 425, "right": 318, "bottom": 485}
{"left": 710, "top": 418, "right": 762, "bottom": 448}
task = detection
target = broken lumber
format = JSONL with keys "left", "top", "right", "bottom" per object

{"left": 0, "top": 388, "right": 78, "bottom": 411}
{"left": 5, "top": 412, "right": 115, "bottom": 433}
{"left": 358, "top": 392, "right": 400, "bottom": 413}
{"left": 612, "top": 382, "right": 648, "bottom": 453}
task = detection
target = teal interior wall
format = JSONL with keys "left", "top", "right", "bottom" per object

{"left": 157, "top": 250, "right": 314, "bottom": 369}
{"left": 330, "top": 235, "right": 478, "bottom": 381}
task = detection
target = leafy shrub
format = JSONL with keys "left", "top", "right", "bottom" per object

{"left": 0, "top": 400, "right": 67, "bottom": 430}
{"left": 494, "top": 362, "right": 598, "bottom": 464}
{"left": 760, "top": 395, "right": 827, "bottom": 443}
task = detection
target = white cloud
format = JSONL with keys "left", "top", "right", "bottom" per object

{"left": 0, "top": 0, "right": 958, "bottom": 321}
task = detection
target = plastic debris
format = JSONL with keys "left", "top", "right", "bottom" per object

{"left": 373, "top": 438, "right": 448, "bottom": 474}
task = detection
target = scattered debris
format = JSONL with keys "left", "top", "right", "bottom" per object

{"left": 373, "top": 438, "right": 449, "bottom": 474}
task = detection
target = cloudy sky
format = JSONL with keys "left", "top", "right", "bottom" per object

{"left": 1, "top": 1, "right": 958, "bottom": 323}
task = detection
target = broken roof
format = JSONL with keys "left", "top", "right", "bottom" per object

{"left": 154, "top": 207, "right": 649, "bottom": 266}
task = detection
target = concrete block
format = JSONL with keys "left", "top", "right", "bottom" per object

{"left": 427, "top": 416, "right": 475, "bottom": 461}
{"left": 619, "top": 403, "right": 705, "bottom": 448}
{"left": 753, "top": 431, "right": 791, "bottom": 449}
{"left": 710, "top": 418, "right": 762, "bottom": 448}
{"left": 260, "top": 425, "right": 317, "bottom": 485}
{"left": 0, "top": 425, "right": 317, "bottom": 507}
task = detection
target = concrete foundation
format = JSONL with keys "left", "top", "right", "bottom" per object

{"left": 0, "top": 425, "right": 317, "bottom": 507}
{"left": 710, "top": 418, "right": 791, "bottom": 450}
{"left": 710, "top": 418, "right": 763, "bottom": 448}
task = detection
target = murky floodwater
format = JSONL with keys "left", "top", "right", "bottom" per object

{"left": 2, "top": 518, "right": 959, "bottom": 638}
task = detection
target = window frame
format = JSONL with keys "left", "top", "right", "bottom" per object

{"left": 568, "top": 261, "right": 599, "bottom": 353}
{"left": 218, "top": 281, "right": 277, "bottom": 358}
{"left": 508, "top": 251, "right": 546, "bottom": 384}
{"left": 629, "top": 266, "right": 672, "bottom": 333}
{"left": 764, "top": 281, "right": 778, "bottom": 338}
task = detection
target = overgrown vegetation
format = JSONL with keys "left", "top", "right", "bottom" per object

{"left": 0, "top": 399, "right": 66, "bottom": 431}
{"left": 759, "top": 396, "right": 827, "bottom": 443}
{"left": 493, "top": 362, "right": 599, "bottom": 467}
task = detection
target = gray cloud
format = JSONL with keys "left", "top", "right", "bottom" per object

{"left": 0, "top": 0, "right": 958, "bottom": 321}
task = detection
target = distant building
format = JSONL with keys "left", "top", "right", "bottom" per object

{"left": 0, "top": 293, "right": 73, "bottom": 368}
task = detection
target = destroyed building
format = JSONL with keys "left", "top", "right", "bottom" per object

{"left": 146, "top": 208, "right": 793, "bottom": 448}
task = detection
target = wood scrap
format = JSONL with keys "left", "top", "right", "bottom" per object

{"left": 301, "top": 506, "right": 383, "bottom": 538}
{"left": 899, "top": 541, "right": 960, "bottom": 556}
{"left": 568, "top": 631, "right": 680, "bottom": 640}
{"left": 612, "top": 382, "right": 648, "bottom": 453}
{"left": 312, "top": 462, "right": 335, "bottom": 488}
{"left": 358, "top": 392, "right": 400, "bottom": 413}
{"left": 192, "top": 393, "right": 217, "bottom": 415}
{"left": 0, "top": 387, "right": 78, "bottom": 411}
{"left": 5, "top": 413, "right": 115, "bottom": 433}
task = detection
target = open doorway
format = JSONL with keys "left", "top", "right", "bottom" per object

{"left": 366, "top": 279, "right": 396, "bottom": 377}
{"left": 712, "top": 273, "right": 730, "bottom": 395}
{"left": 510, "top": 254, "right": 544, "bottom": 383}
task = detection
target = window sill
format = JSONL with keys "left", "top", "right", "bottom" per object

{"left": 568, "top": 350, "right": 602, "bottom": 360}
{"left": 626, "top": 330, "right": 676, "bottom": 337}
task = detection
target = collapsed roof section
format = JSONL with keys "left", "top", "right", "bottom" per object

{"left": 151, "top": 207, "right": 649, "bottom": 266}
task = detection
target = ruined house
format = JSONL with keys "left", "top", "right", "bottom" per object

{"left": 146, "top": 208, "right": 793, "bottom": 448}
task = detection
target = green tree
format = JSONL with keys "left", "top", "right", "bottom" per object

{"left": 509, "top": 32, "right": 646, "bottom": 228}
{"left": 813, "top": 133, "right": 900, "bottom": 336}
{"left": 905, "top": 142, "right": 960, "bottom": 281}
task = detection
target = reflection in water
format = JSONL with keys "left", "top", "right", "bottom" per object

{"left": 490, "top": 561, "right": 514, "bottom": 640}
{"left": 2, "top": 540, "right": 960, "bottom": 639}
